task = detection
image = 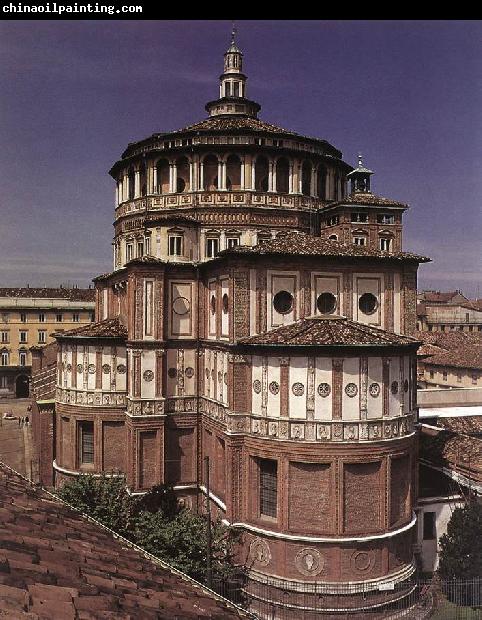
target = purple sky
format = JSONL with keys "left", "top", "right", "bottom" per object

{"left": 1, "top": 20, "right": 481, "bottom": 296}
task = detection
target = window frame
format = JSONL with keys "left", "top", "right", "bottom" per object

{"left": 259, "top": 458, "right": 278, "bottom": 519}
{"left": 79, "top": 421, "right": 95, "bottom": 466}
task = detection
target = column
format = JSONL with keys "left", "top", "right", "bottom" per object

{"left": 115, "top": 183, "right": 119, "bottom": 206}
{"left": 251, "top": 158, "right": 256, "bottom": 190}
{"left": 310, "top": 167, "right": 317, "bottom": 197}
{"left": 218, "top": 160, "right": 226, "bottom": 190}
{"left": 268, "top": 160, "right": 274, "bottom": 192}
{"left": 220, "top": 230, "right": 226, "bottom": 251}
{"left": 199, "top": 161, "right": 204, "bottom": 191}
{"left": 288, "top": 162, "right": 294, "bottom": 194}
{"left": 152, "top": 163, "right": 158, "bottom": 194}
{"left": 189, "top": 160, "right": 194, "bottom": 191}
{"left": 169, "top": 163, "right": 177, "bottom": 193}
{"left": 134, "top": 170, "right": 141, "bottom": 198}
{"left": 297, "top": 163, "right": 303, "bottom": 194}
{"left": 240, "top": 157, "right": 245, "bottom": 189}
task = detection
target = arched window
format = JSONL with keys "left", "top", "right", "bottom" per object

{"left": 156, "top": 159, "right": 170, "bottom": 194}
{"left": 255, "top": 156, "right": 269, "bottom": 192}
{"left": 176, "top": 156, "right": 190, "bottom": 193}
{"left": 139, "top": 161, "right": 147, "bottom": 196}
{"left": 128, "top": 167, "right": 135, "bottom": 201}
{"left": 203, "top": 154, "right": 218, "bottom": 191}
{"left": 301, "top": 161, "right": 311, "bottom": 196}
{"left": 317, "top": 165, "right": 326, "bottom": 200}
{"left": 276, "top": 158, "right": 289, "bottom": 193}
{"left": 226, "top": 154, "right": 242, "bottom": 190}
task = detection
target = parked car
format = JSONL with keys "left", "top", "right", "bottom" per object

{"left": 3, "top": 412, "right": 16, "bottom": 420}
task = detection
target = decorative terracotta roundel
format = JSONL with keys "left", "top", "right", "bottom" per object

{"left": 143, "top": 370, "right": 154, "bottom": 382}
{"left": 345, "top": 382, "right": 358, "bottom": 397}
{"left": 224, "top": 372, "right": 228, "bottom": 385}
{"left": 351, "top": 550, "right": 375, "bottom": 573}
{"left": 185, "top": 367, "right": 194, "bottom": 379}
{"left": 317, "top": 382, "right": 331, "bottom": 397}
{"left": 404, "top": 379, "right": 409, "bottom": 392}
{"left": 369, "top": 382, "right": 380, "bottom": 397}
{"left": 172, "top": 296, "right": 190, "bottom": 316}
{"left": 66, "top": 364, "right": 72, "bottom": 373}
{"left": 269, "top": 381, "right": 279, "bottom": 395}
{"left": 295, "top": 548, "right": 325, "bottom": 577}
{"left": 292, "top": 382, "right": 305, "bottom": 396}
{"left": 88, "top": 364, "right": 96, "bottom": 374}
{"left": 116, "top": 364, "right": 127, "bottom": 374}
{"left": 391, "top": 381, "right": 399, "bottom": 395}
{"left": 253, "top": 379, "right": 262, "bottom": 394}
{"left": 77, "top": 364, "right": 83, "bottom": 373}
{"left": 249, "top": 538, "right": 271, "bottom": 567}
{"left": 102, "top": 364, "right": 111, "bottom": 374}
{"left": 168, "top": 368, "right": 177, "bottom": 379}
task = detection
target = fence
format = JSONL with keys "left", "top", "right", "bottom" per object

{"left": 210, "top": 575, "right": 482, "bottom": 619}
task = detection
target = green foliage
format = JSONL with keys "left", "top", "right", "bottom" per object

{"left": 438, "top": 500, "right": 482, "bottom": 580}
{"left": 56, "top": 475, "right": 240, "bottom": 584}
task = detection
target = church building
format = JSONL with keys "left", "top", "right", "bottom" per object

{"left": 41, "top": 33, "right": 431, "bottom": 616}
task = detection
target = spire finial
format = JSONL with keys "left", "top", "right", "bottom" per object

{"left": 358, "top": 152, "right": 363, "bottom": 168}
{"left": 231, "top": 21, "right": 237, "bottom": 45}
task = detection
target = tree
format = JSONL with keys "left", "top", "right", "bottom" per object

{"left": 438, "top": 500, "right": 482, "bottom": 580}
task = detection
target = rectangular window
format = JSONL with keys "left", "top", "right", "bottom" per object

{"left": 472, "top": 374, "right": 478, "bottom": 385}
{"left": 259, "top": 458, "right": 278, "bottom": 518}
{"left": 19, "top": 352, "right": 27, "bottom": 366}
{"left": 73, "top": 313, "right": 80, "bottom": 322}
{"left": 19, "top": 331, "right": 28, "bottom": 343}
{"left": 429, "top": 370, "right": 434, "bottom": 379}
{"left": 351, "top": 212, "right": 368, "bottom": 223}
{"left": 168, "top": 234, "right": 183, "bottom": 256}
{"left": 379, "top": 238, "right": 392, "bottom": 252}
{"left": 38, "top": 330, "right": 47, "bottom": 344}
{"left": 353, "top": 236, "right": 367, "bottom": 246}
{"left": 257, "top": 234, "right": 271, "bottom": 245}
{"left": 79, "top": 421, "right": 94, "bottom": 464}
{"left": 327, "top": 215, "right": 339, "bottom": 226}
{"left": 377, "top": 214, "right": 395, "bottom": 224}
{"left": 126, "top": 243, "right": 133, "bottom": 262}
{"left": 442, "top": 371, "right": 447, "bottom": 381}
{"left": 56, "top": 313, "right": 63, "bottom": 322}
{"left": 20, "top": 313, "right": 27, "bottom": 323}
{"left": 38, "top": 313, "right": 45, "bottom": 323}
{"left": 145, "top": 236, "right": 151, "bottom": 256}
{"left": 227, "top": 237, "right": 239, "bottom": 249}
{"left": 136, "top": 241, "right": 144, "bottom": 257}
{"left": 90, "top": 312, "right": 95, "bottom": 322}
{"left": 457, "top": 373, "right": 462, "bottom": 383}
{"left": 1, "top": 351, "right": 8, "bottom": 366}
{"left": 441, "top": 325, "right": 445, "bottom": 331}
{"left": 423, "top": 511, "right": 436, "bottom": 540}
{"left": 206, "top": 237, "right": 219, "bottom": 258}
{"left": 428, "top": 325, "right": 433, "bottom": 332}
{"left": 0, "top": 376, "right": 7, "bottom": 388}
{"left": 0, "top": 331, "right": 9, "bottom": 344}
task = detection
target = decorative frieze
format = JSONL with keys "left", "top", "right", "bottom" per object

{"left": 56, "top": 388, "right": 126, "bottom": 407}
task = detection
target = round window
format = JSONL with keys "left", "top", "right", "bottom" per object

{"left": 172, "top": 296, "right": 190, "bottom": 316}
{"left": 358, "top": 293, "right": 378, "bottom": 315}
{"left": 222, "top": 293, "right": 229, "bottom": 314}
{"left": 317, "top": 292, "right": 337, "bottom": 314}
{"left": 273, "top": 290, "right": 293, "bottom": 315}
{"left": 210, "top": 294, "right": 216, "bottom": 315}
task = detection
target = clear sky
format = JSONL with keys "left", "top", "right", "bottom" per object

{"left": 0, "top": 20, "right": 480, "bottom": 296}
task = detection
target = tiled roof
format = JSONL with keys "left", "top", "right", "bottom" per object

{"left": 437, "top": 416, "right": 482, "bottom": 435}
{"left": 178, "top": 115, "right": 301, "bottom": 136}
{"left": 418, "top": 291, "right": 468, "bottom": 303}
{"left": 420, "top": 429, "right": 482, "bottom": 485}
{"left": 0, "top": 288, "right": 95, "bottom": 302}
{"left": 126, "top": 256, "right": 166, "bottom": 266}
{"left": 0, "top": 463, "right": 245, "bottom": 619}
{"left": 55, "top": 318, "right": 127, "bottom": 340}
{"left": 328, "top": 192, "right": 408, "bottom": 209}
{"left": 223, "top": 231, "right": 430, "bottom": 262}
{"left": 416, "top": 331, "right": 482, "bottom": 370}
{"left": 238, "top": 316, "right": 419, "bottom": 347}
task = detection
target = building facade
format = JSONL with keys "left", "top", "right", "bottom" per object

{"left": 37, "top": 37, "right": 431, "bottom": 616}
{"left": 0, "top": 288, "right": 95, "bottom": 398}
{"left": 417, "top": 291, "right": 482, "bottom": 333}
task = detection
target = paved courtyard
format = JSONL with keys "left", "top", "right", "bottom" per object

{"left": 0, "top": 398, "right": 35, "bottom": 479}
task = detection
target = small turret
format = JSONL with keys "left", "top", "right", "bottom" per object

{"left": 347, "top": 154, "right": 374, "bottom": 194}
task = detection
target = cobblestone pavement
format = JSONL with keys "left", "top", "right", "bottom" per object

{"left": 0, "top": 398, "right": 34, "bottom": 478}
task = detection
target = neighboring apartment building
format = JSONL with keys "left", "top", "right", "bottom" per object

{"left": 417, "top": 290, "right": 482, "bottom": 333}
{"left": 417, "top": 331, "right": 482, "bottom": 389}
{"left": 0, "top": 288, "right": 95, "bottom": 398}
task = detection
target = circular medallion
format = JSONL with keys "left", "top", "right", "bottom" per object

{"left": 317, "top": 382, "right": 331, "bottom": 398}
{"left": 172, "top": 296, "right": 190, "bottom": 316}
{"left": 249, "top": 538, "right": 271, "bottom": 567}
{"left": 168, "top": 368, "right": 177, "bottom": 379}
{"left": 351, "top": 551, "right": 375, "bottom": 573}
{"left": 345, "top": 382, "right": 358, "bottom": 397}
{"left": 391, "top": 381, "right": 399, "bottom": 395}
{"left": 404, "top": 379, "right": 409, "bottom": 392}
{"left": 102, "top": 364, "right": 111, "bottom": 374}
{"left": 295, "top": 548, "right": 324, "bottom": 577}
{"left": 66, "top": 364, "right": 72, "bottom": 373}
{"left": 253, "top": 379, "right": 262, "bottom": 394}
{"left": 88, "top": 364, "right": 96, "bottom": 374}
{"left": 269, "top": 381, "right": 279, "bottom": 395}
{"left": 77, "top": 363, "right": 83, "bottom": 373}
{"left": 143, "top": 370, "right": 154, "bottom": 382}
{"left": 369, "top": 382, "right": 380, "bottom": 398}
{"left": 292, "top": 382, "right": 305, "bottom": 396}
{"left": 185, "top": 366, "right": 194, "bottom": 379}
{"left": 116, "top": 364, "right": 127, "bottom": 374}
